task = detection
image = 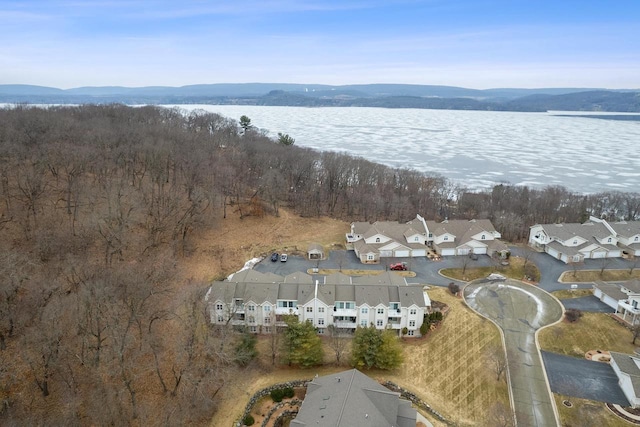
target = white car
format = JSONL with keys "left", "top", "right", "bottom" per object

{"left": 280, "top": 253, "right": 288, "bottom": 262}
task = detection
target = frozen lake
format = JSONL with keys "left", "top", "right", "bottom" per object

{"left": 171, "top": 105, "right": 640, "bottom": 193}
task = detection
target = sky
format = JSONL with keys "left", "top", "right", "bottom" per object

{"left": 1, "top": 0, "right": 639, "bottom": 89}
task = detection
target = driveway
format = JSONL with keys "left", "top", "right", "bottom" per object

{"left": 559, "top": 296, "right": 615, "bottom": 313}
{"left": 541, "top": 351, "right": 629, "bottom": 406}
{"left": 464, "top": 279, "right": 564, "bottom": 427}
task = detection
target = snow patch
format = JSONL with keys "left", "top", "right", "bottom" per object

{"left": 227, "top": 257, "right": 264, "bottom": 281}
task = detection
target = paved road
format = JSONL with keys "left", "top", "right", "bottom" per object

{"left": 541, "top": 351, "right": 630, "bottom": 406}
{"left": 559, "top": 295, "right": 614, "bottom": 313}
{"left": 465, "top": 280, "right": 564, "bottom": 427}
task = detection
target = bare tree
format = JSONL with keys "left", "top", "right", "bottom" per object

{"left": 488, "top": 343, "right": 508, "bottom": 382}
{"left": 327, "top": 325, "right": 351, "bottom": 365}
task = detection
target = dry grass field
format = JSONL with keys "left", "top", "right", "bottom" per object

{"left": 553, "top": 394, "right": 632, "bottom": 427}
{"left": 538, "top": 312, "right": 636, "bottom": 358}
{"left": 559, "top": 269, "right": 640, "bottom": 283}
{"left": 440, "top": 256, "right": 540, "bottom": 282}
{"left": 551, "top": 289, "right": 595, "bottom": 299}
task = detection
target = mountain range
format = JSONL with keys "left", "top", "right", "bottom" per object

{"left": 1, "top": 83, "right": 639, "bottom": 112}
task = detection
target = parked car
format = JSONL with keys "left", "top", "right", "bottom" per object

{"left": 390, "top": 262, "right": 407, "bottom": 271}
{"left": 280, "top": 253, "right": 288, "bottom": 262}
{"left": 271, "top": 252, "right": 279, "bottom": 262}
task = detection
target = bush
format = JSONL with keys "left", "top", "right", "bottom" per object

{"left": 270, "top": 389, "right": 285, "bottom": 402}
{"left": 283, "top": 387, "right": 295, "bottom": 398}
{"left": 448, "top": 282, "right": 460, "bottom": 295}
{"left": 429, "top": 311, "right": 443, "bottom": 322}
{"left": 402, "top": 327, "right": 408, "bottom": 336}
{"left": 565, "top": 308, "right": 583, "bottom": 323}
{"left": 243, "top": 414, "right": 255, "bottom": 426}
{"left": 420, "top": 322, "right": 429, "bottom": 336}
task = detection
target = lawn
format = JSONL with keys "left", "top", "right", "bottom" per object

{"left": 538, "top": 312, "right": 636, "bottom": 358}
{"left": 553, "top": 394, "right": 631, "bottom": 427}
{"left": 551, "top": 289, "right": 594, "bottom": 299}
{"left": 560, "top": 269, "right": 640, "bottom": 283}
{"left": 440, "top": 256, "right": 540, "bottom": 282}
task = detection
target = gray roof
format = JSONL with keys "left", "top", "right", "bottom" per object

{"left": 308, "top": 243, "right": 324, "bottom": 253}
{"left": 624, "top": 279, "right": 640, "bottom": 294}
{"left": 610, "top": 352, "right": 640, "bottom": 398}
{"left": 610, "top": 221, "right": 640, "bottom": 238}
{"left": 539, "top": 221, "right": 613, "bottom": 242}
{"left": 593, "top": 282, "right": 627, "bottom": 301}
{"left": 291, "top": 369, "right": 416, "bottom": 427}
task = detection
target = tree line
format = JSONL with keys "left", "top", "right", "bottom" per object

{"left": 1, "top": 103, "right": 639, "bottom": 424}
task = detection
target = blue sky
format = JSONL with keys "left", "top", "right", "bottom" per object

{"left": 1, "top": 0, "right": 639, "bottom": 89}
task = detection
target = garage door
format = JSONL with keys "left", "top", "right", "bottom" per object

{"left": 394, "top": 250, "right": 410, "bottom": 258}
{"left": 474, "top": 248, "right": 487, "bottom": 255}
{"left": 592, "top": 251, "right": 606, "bottom": 259}
{"left": 380, "top": 250, "right": 393, "bottom": 258}
{"left": 411, "top": 249, "right": 426, "bottom": 257}
{"left": 457, "top": 248, "right": 470, "bottom": 256}
{"left": 546, "top": 247, "right": 559, "bottom": 258}
{"left": 440, "top": 249, "right": 455, "bottom": 256}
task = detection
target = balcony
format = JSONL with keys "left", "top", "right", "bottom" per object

{"left": 388, "top": 320, "right": 402, "bottom": 329}
{"left": 334, "top": 322, "right": 357, "bottom": 329}
{"left": 619, "top": 300, "right": 640, "bottom": 314}
{"left": 387, "top": 309, "right": 402, "bottom": 318}
{"left": 333, "top": 308, "right": 357, "bottom": 317}
{"left": 275, "top": 307, "right": 299, "bottom": 316}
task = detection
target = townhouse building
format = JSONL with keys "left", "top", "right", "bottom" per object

{"left": 205, "top": 269, "right": 431, "bottom": 337}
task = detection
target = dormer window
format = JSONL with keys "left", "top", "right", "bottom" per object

{"left": 376, "top": 237, "right": 380, "bottom": 243}
{"left": 481, "top": 234, "right": 486, "bottom": 240}
{"left": 608, "top": 237, "right": 612, "bottom": 243}
{"left": 573, "top": 240, "right": 577, "bottom": 245}
{"left": 636, "top": 236, "right": 639, "bottom": 241}
{"left": 415, "top": 236, "right": 419, "bottom": 241}
{"left": 444, "top": 236, "right": 449, "bottom": 241}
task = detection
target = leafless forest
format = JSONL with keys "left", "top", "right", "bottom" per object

{"left": 0, "top": 104, "right": 638, "bottom": 425}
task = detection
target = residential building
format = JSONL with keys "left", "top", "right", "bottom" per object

{"left": 346, "top": 214, "right": 430, "bottom": 263}
{"left": 528, "top": 216, "right": 639, "bottom": 263}
{"left": 609, "top": 352, "right": 640, "bottom": 407}
{"left": 592, "top": 279, "right": 640, "bottom": 325}
{"left": 291, "top": 369, "right": 418, "bottom": 427}
{"left": 346, "top": 214, "right": 508, "bottom": 263}
{"left": 425, "top": 218, "right": 509, "bottom": 257}
{"left": 205, "top": 270, "right": 431, "bottom": 336}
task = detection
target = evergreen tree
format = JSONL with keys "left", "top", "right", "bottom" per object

{"left": 351, "top": 325, "right": 403, "bottom": 370}
{"left": 282, "top": 315, "right": 323, "bottom": 367}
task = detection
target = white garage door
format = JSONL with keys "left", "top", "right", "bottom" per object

{"left": 440, "top": 249, "right": 455, "bottom": 256}
{"left": 592, "top": 251, "right": 606, "bottom": 259}
{"left": 394, "top": 250, "right": 410, "bottom": 258}
{"left": 411, "top": 249, "right": 427, "bottom": 257}
{"left": 457, "top": 248, "right": 470, "bottom": 256}
{"left": 380, "top": 250, "right": 393, "bottom": 258}
{"left": 546, "top": 247, "right": 559, "bottom": 259}
{"left": 474, "top": 248, "right": 487, "bottom": 255}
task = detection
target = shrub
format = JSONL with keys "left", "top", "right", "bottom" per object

{"left": 243, "top": 414, "right": 255, "bottom": 426}
{"left": 420, "top": 322, "right": 429, "bottom": 336}
{"left": 270, "top": 389, "right": 285, "bottom": 402}
{"left": 565, "top": 308, "right": 583, "bottom": 323}
{"left": 448, "top": 282, "right": 460, "bottom": 295}
{"left": 402, "top": 327, "right": 408, "bottom": 336}
{"left": 430, "top": 311, "right": 443, "bottom": 322}
{"left": 283, "top": 387, "right": 295, "bottom": 398}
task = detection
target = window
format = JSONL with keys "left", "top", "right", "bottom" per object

{"left": 409, "top": 320, "right": 415, "bottom": 327}
{"left": 444, "top": 236, "right": 449, "bottom": 241}
{"left": 410, "top": 308, "right": 417, "bottom": 315}
{"left": 407, "top": 330, "right": 415, "bottom": 336}
{"left": 318, "top": 307, "right": 325, "bottom": 313}
{"left": 318, "top": 328, "right": 325, "bottom": 335}
{"left": 306, "top": 307, "right": 313, "bottom": 313}
{"left": 264, "top": 305, "right": 271, "bottom": 312}
{"left": 608, "top": 237, "right": 612, "bottom": 243}
{"left": 278, "top": 301, "right": 296, "bottom": 308}
{"left": 361, "top": 307, "right": 368, "bottom": 314}
{"left": 377, "top": 308, "right": 384, "bottom": 314}
{"left": 428, "top": 233, "right": 433, "bottom": 238}
{"left": 264, "top": 317, "right": 271, "bottom": 324}
{"left": 248, "top": 316, "right": 255, "bottom": 324}
{"left": 481, "top": 234, "right": 486, "bottom": 240}
{"left": 360, "top": 320, "right": 368, "bottom": 327}
{"left": 217, "top": 315, "right": 224, "bottom": 322}
{"left": 635, "top": 236, "right": 639, "bottom": 241}
{"left": 247, "top": 305, "right": 255, "bottom": 311}
{"left": 376, "top": 320, "right": 383, "bottom": 327}
{"left": 264, "top": 327, "right": 271, "bottom": 333}
{"left": 216, "top": 303, "right": 223, "bottom": 310}
{"left": 414, "top": 236, "right": 419, "bottom": 241}
{"left": 367, "top": 254, "right": 374, "bottom": 261}
{"left": 318, "top": 319, "right": 324, "bottom": 326}
{"left": 375, "top": 237, "right": 381, "bottom": 242}
{"left": 249, "top": 326, "right": 257, "bottom": 333}
{"left": 573, "top": 240, "right": 577, "bottom": 245}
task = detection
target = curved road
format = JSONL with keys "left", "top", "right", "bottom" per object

{"left": 464, "top": 279, "right": 564, "bottom": 427}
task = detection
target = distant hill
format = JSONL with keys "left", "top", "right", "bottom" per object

{"left": 0, "top": 83, "right": 638, "bottom": 112}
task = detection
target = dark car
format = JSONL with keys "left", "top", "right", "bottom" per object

{"left": 271, "top": 252, "right": 279, "bottom": 262}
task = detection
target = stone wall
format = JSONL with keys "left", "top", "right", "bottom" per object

{"left": 382, "top": 380, "right": 452, "bottom": 425}
{"left": 236, "top": 380, "right": 310, "bottom": 427}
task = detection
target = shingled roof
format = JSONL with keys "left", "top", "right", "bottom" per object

{"left": 291, "top": 369, "right": 416, "bottom": 427}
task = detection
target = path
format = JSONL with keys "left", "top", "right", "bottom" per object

{"left": 464, "top": 279, "right": 563, "bottom": 427}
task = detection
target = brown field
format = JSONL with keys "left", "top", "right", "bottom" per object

{"left": 551, "top": 289, "right": 595, "bottom": 299}
{"left": 553, "top": 394, "right": 631, "bottom": 427}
